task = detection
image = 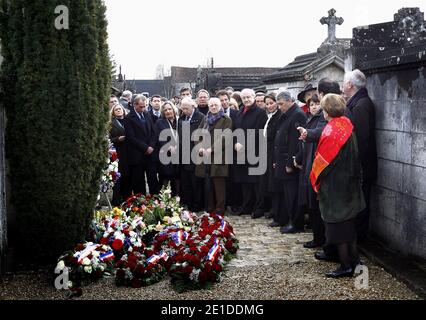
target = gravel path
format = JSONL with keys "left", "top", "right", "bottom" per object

{"left": 0, "top": 215, "right": 421, "bottom": 300}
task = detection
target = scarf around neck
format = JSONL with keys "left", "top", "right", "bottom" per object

{"left": 207, "top": 110, "right": 224, "bottom": 129}
{"left": 310, "top": 116, "right": 354, "bottom": 193}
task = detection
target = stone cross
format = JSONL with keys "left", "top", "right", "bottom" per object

{"left": 320, "top": 8, "right": 344, "bottom": 43}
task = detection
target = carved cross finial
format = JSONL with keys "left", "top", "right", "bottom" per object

{"left": 320, "top": 8, "right": 344, "bottom": 43}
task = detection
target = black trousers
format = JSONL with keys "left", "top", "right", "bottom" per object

{"left": 208, "top": 177, "right": 226, "bottom": 214}
{"left": 129, "top": 160, "right": 159, "bottom": 196}
{"left": 284, "top": 179, "right": 303, "bottom": 228}
{"left": 112, "top": 174, "right": 131, "bottom": 205}
{"left": 311, "top": 208, "right": 326, "bottom": 245}
{"left": 356, "top": 181, "right": 372, "bottom": 241}
{"left": 129, "top": 164, "right": 148, "bottom": 195}
{"left": 146, "top": 159, "right": 160, "bottom": 195}
{"left": 241, "top": 183, "right": 260, "bottom": 214}
{"left": 272, "top": 179, "right": 302, "bottom": 227}
{"left": 180, "top": 169, "right": 204, "bottom": 212}
{"left": 253, "top": 174, "right": 272, "bottom": 214}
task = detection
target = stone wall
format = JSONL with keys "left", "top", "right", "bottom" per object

{"left": 0, "top": 88, "right": 6, "bottom": 272}
{"left": 351, "top": 8, "right": 426, "bottom": 259}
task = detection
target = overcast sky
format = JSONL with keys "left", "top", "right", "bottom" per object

{"left": 104, "top": 0, "right": 425, "bottom": 79}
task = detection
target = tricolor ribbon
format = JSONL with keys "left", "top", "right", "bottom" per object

{"left": 171, "top": 230, "right": 189, "bottom": 245}
{"left": 99, "top": 251, "right": 115, "bottom": 262}
{"left": 147, "top": 255, "right": 161, "bottom": 265}
{"left": 220, "top": 220, "right": 227, "bottom": 232}
{"left": 159, "top": 251, "right": 169, "bottom": 261}
{"left": 74, "top": 243, "right": 100, "bottom": 264}
{"left": 207, "top": 238, "right": 221, "bottom": 262}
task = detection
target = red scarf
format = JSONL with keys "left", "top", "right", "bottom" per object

{"left": 310, "top": 116, "right": 354, "bottom": 193}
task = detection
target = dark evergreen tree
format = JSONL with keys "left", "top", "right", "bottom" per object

{"left": 0, "top": 0, "right": 111, "bottom": 264}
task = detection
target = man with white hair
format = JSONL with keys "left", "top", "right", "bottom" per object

{"left": 231, "top": 88, "right": 267, "bottom": 217}
{"left": 120, "top": 90, "right": 133, "bottom": 111}
{"left": 178, "top": 97, "right": 206, "bottom": 212}
{"left": 343, "top": 69, "right": 378, "bottom": 241}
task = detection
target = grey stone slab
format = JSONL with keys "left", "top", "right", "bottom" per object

{"left": 376, "top": 158, "right": 403, "bottom": 192}
{"left": 408, "top": 165, "right": 426, "bottom": 200}
{"left": 411, "top": 101, "right": 426, "bottom": 134}
{"left": 412, "top": 133, "right": 426, "bottom": 167}
{"left": 371, "top": 186, "right": 398, "bottom": 222}
{"left": 376, "top": 130, "right": 397, "bottom": 161}
{"left": 396, "top": 131, "right": 413, "bottom": 164}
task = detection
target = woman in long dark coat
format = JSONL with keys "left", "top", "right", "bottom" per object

{"left": 310, "top": 94, "right": 365, "bottom": 278}
{"left": 295, "top": 94, "right": 327, "bottom": 247}
{"left": 153, "top": 101, "right": 179, "bottom": 195}
{"left": 195, "top": 98, "right": 232, "bottom": 215}
{"left": 109, "top": 104, "right": 130, "bottom": 205}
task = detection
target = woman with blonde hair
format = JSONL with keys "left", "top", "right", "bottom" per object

{"left": 153, "top": 101, "right": 179, "bottom": 195}
{"left": 310, "top": 93, "right": 365, "bottom": 278}
{"left": 109, "top": 104, "right": 130, "bottom": 204}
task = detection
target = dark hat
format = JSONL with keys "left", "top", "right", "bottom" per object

{"left": 297, "top": 83, "right": 317, "bottom": 103}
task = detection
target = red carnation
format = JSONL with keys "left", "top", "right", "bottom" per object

{"left": 100, "top": 237, "right": 109, "bottom": 245}
{"left": 214, "top": 264, "right": 222, "bottom": 272}
{"left": 116, "top": 269, "right": 125, "bottom": 279}
{"left": 127, "top": 261, "right": 136, "bottom": 270}
{"left": 201, "top": 246, "right": 209, "bottom": 255}
{"left": 130, "top": 278, "right": 142, "bottom": 288}
{"left": 208, "top": 272, "right": 217, "bottom": 282}
{"left": 198, "top": 271, "right": 208, "bottom": 283}
{"left": 204, "top": 262, "right": 212, "bottom": 273}
{"left": 184, "top": 265, "right": 193, "bottom": 274}
{"left": 112, "top": 239, "right": 124, "bottom": 251}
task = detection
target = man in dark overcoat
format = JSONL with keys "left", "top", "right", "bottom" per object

{"left": 343, "top": 69, "right": 378, "bottom": 241}
{"left": 232, "top": 88, "right": 267, "bottom": 216}
{"left": 272, "top": 91, "right": 307, "bottom": 233}
{"left": 124, "top": 94, "right": 159, "bottom": 196}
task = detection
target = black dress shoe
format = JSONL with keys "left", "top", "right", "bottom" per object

{"left": 303, "top": 240, "right": 323, "bottom": 249}
{"left": 352, "top": 260, "right": 364, "bottom": 269}
{"left": 314, "top": 251, "right": 340, "bottom": 263}
{"left": 269, "top": 221, "right": 280, "bottom": 228}
{"left": 280, "top": 225, "right": 304, "bottom": 234}
{"left": 264, "top": 212, "right": 273, "bottom": 219}
{"left": 325, "top": 266, "right": 354, "bottom": 278}
{"left": 251, "top": 210, "right": 264, "bottom": 219}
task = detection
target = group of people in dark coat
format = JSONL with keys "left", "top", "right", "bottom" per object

{"left": 108, "top": 68, "right": 378, "bottom": 278}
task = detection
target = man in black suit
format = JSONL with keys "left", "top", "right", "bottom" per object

{"left": 232, "top": 88, "right": 268, "bottom": 216}
{"left": 124, "top": 94, "right": 159, "bottom": 196}
{"left": 178, "top": 97, "right": 206, "bottom": 212}
{"left": 272, "top": 91, "right": 307, "bottom": 234}
{"left": 149, "top": 94, "right": 162, "bottom": 124}
{"left": 217, "top": 90, "right": 238, "bottom": 124}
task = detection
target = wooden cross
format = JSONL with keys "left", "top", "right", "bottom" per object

{"left": 320, "top": 8, "right": 344, "bottom": 43}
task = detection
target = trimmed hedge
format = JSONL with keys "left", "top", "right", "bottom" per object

{"left": 0, "top": 0, "right": 111, "bottom": 263}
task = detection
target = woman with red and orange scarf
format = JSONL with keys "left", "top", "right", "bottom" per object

{"left": 310, "top": 94, "right": 365, "bottom": 278}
